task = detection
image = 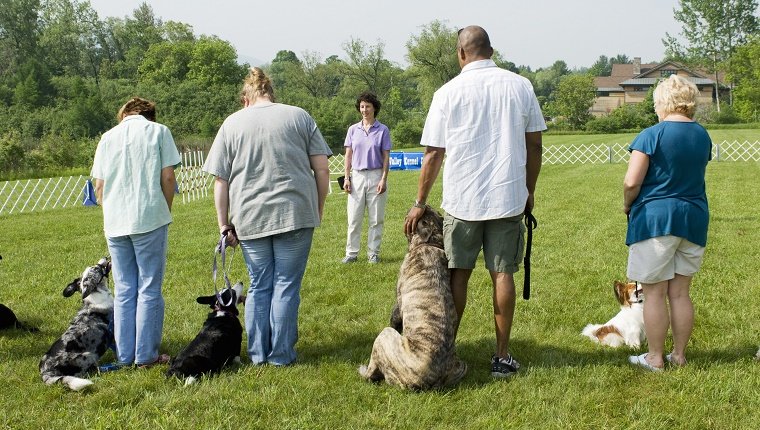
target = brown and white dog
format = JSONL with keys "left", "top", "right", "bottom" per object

{"left": 582, "top": 281, "right": 645, "bottom": 348}
{"left": 359, "top": 205, "right": 466, "bottom": 390}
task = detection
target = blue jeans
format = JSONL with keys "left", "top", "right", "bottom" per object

{"left": 240, "top": 228, "right": 314, "bottom": 365}
{"left": 106, "top": 224, "right": 168, "bottom": 365}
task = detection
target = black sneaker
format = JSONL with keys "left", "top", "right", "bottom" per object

{"left": 491, "top": 354, "right": 520, "bottom": 378}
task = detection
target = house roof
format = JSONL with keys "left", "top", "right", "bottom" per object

{"left": 619, "top": 77, "right": 715, "bottom": 86}
{"left": 610, "top": 63, "right": 659, "bottom": 77}
{"left": 596, "top": 59, "right": 723, "bottom": 91}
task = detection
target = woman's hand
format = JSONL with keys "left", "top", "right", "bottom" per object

{"left": 343, "top": 177, "right": 352, "bottom": 193}
{"left": 376, "top": 178, "right": 387, "bottom": 194}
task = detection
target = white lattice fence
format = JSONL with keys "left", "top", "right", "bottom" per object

{"left": 0, "top": 151, "right": 211, "bottom": 215}
{"left": 0, "top": 175, "right": 89, "bottom": 215}
{"left": 176, "top": 150, "right": 212, "bottom": 203}
{"left": 714, "top": 140, "right": 760, "bottom": 161}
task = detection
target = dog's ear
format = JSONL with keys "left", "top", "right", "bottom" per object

{"left": 63, "top": 278, "right": 81, "bottom": 297}
{"left": 415, "top": 217, "right": 434, "bottom": 243}
{"left": 196, "top": 295, "right": 216, "bottom": 305}
{"left": 613, "top": 281, "right": 627, "bottom": 306}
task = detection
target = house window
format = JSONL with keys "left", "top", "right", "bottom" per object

{"left": 660, "top": 69, "right": 676, "bottom": 77}
{"left": 598, "top": 91, "right": 609, "bottom": 96}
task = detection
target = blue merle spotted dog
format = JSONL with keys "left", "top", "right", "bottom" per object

{"left": 39, "top": 257, "right": 114, "bottom": 391}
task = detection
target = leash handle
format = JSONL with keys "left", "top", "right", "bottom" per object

{"left": 212, "top": 234, "right": 234, "bottom": 296}
{"left": 523, "top": 211, "right": 538, "bottom": 300}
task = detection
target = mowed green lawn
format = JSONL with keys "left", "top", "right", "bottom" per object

{"left": 1, "top": 160, "right": 759, "bottom": 429}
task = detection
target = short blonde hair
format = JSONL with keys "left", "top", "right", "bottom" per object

{"left": 241, "top": 67, "right": 275, "bottom": 103}
{"left": 653, "top": 75, "right": 699, "bottom": 118}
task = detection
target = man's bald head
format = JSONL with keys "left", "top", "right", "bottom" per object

{"left": 457, "top": 26, "right": 494, "bottom": 61}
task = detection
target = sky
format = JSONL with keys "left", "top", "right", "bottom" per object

{"left": 87, "top": 0, "right": 687, "bottom": 70}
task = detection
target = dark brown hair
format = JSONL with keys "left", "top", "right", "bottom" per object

{"left": 355, "top": 91, "right": 381, "bottom": 116}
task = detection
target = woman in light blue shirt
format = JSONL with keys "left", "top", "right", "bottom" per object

{"left": 91, "top": 97, "right": 181, "bottom": 369}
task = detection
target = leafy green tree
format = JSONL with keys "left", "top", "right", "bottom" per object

{"left": 534, "top": 60, "right": 570, "bottom": 106}
{"left": 186, "top": 36, "right": 245, "bottom": 87}
{"left": 728, "top": 36, "right": 760, "bottom": 121}
{"left": 0, "top": 0, "right": 42, "bottom": 78}
{"left": 664, "top": 0, "right": 760, "bottom": 107}
{"left": 405, "top": 20, "right": 459, "bottom": 108}
{"left": 341, "top": 38, "right": 399, "bottom": 98}
{"left": 545, "top": 74, "right": 595, "bottom": 129}
{"left": 588, "top": 54, "right": 631, "bottom": 76}
{"left": 139, "top": 40, "right": 193, "bottom": 84}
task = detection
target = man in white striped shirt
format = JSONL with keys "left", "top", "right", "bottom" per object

{"left": 404, "top": 25, "right": 546, "bottom": 378}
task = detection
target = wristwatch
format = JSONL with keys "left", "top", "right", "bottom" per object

{"left": 413, "top": 199, "right": 425, "bottom": 208}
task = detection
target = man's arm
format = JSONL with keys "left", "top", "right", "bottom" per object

{"left": 524, "top": 131, "right": 543, "bottom": 214}
{"left": 404, "top": 146, "right": 445, "bottom": 236}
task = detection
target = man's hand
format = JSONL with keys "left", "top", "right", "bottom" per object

{"left": 404, "top": 206, "right": 425, "bottom": 237}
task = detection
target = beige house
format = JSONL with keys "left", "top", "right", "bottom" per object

{"left": 592, "top": 57, "right": 718, "bottom": 116}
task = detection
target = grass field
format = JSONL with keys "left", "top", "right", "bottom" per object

{"left": 1, "top": 160, "right": 760, "bottom": 429}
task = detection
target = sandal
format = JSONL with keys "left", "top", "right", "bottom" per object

{"left": 136, "top": 353, "right": 170, "bottom": 369}
{"left": 628, "top": 353, "right": 663, "bottom": 372}
{"left": 665, "top": 353, "right": 686, "bottom": 367}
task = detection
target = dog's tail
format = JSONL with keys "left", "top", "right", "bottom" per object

{"left": 582, "top": 324, "right": 624, "bottom": 347}
{"left": 581, "top": 324, "right": 601, "bottom": 341}
{"left": 42, "top": 374, "right": 94, "bottom": 391}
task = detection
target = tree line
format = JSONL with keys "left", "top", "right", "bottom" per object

{"left": 1, "top": 0, "right": 759, "bottom": 178}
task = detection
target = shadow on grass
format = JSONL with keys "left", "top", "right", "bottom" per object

{"left": 454, "top": 336, "right": 758, "bottom": 387}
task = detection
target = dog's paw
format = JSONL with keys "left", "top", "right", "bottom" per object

{"left": 358, "top": 365, "right": 368, "bottom": 378}
{"left": 755, "top": 348, "right": 760, "bottom": 361}
{"left": 184, "top": 376, "right": 198, "bottom": 386}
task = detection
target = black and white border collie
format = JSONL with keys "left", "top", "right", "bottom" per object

{"left": 39, "top": 257, "right": 113, "bottom": 391}
{"left": 166, "top": 282, "right": 244, "bottom": 385}
{"left": 0, "top": 255, "right": 39, "bottom": 332}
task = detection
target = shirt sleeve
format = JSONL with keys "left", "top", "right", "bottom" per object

{"left": 306, "top": 115, "right": 333, "bottom": 157}
{"left": 344, "top": 126, "right": 353, "bottom": 149}
{"left": 524, "top": 82, "right": 547, "bottom": 133}
{"left": 202, "top": 124, "right": 232, "bottom": 180}
{"left": 381, "top": 124, "right": 392, "bottom": 151}
{"left": 90, "top": 136, "right": 106, "bottom": 179}
{"left": 420, "top": 91, "right": 447, "bottom": 148}
{"left": 160, "top": 126, "right": 182, "bottom": 169}
{"left": 629, "top": 128, "right": 657, "bottom": 156}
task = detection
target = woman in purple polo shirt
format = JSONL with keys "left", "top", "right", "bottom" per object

{"left": 342, "top": 92, "right": 392, "bottom": 264}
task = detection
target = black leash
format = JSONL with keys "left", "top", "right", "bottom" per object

{"left": 523, "top": 211, "right": 537, "bottom": 300}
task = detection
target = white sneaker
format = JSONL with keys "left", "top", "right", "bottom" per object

{"left": 341, "top": 256, "right": 357, "bottom": 264}
{"left": 368, "top": 254, "right": 380, "bottom": 264}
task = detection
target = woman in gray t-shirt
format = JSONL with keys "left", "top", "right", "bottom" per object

{"left": 203, "top": 67, "right": 332, "bottom": 365}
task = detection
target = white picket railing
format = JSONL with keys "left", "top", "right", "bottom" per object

{"left": 1, "top": 141, "right": 758, "bottom": 215}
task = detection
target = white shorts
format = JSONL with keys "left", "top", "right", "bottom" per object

{"left": 627, "top": 235, "right": 705, "bottom": 284}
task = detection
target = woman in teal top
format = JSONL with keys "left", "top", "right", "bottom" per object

{"left": 623, "top": 75, "right": 711, "bottom": 371}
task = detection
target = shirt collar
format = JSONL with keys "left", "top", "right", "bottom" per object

{"left": 460, "top": 59, "right": 498, "bottom": 74}
{"left": 356, "top": 120, "right": 381, "bottom": 130}
{"left": 121, "top": 114, "right": 148, "bottom": 123}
